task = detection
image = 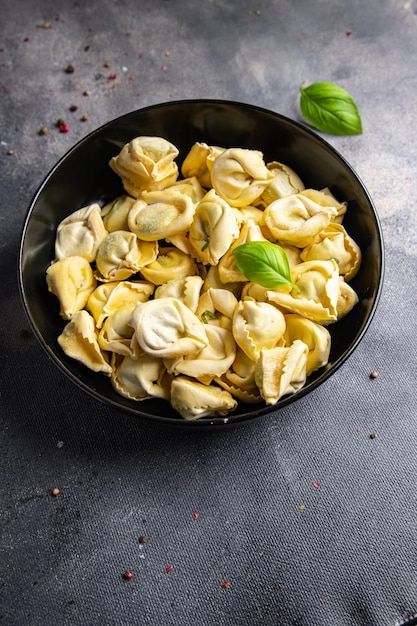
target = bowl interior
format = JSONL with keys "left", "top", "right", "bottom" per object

{"left": 19, "top": 100, "right": 384, "bottom": 426}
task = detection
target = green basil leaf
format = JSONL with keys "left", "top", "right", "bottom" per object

{"left": 299, "top": 81, "right": 363, "bottom": 136}
{"left": 233, "top": 241, "right": 296, "bottom": 289}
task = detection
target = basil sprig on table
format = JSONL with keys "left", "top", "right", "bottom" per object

{"left": 299, "top": 81, "right": 363, "bottom": 136}
{"left": 233, "top": 241, "right": 298, "bottom": 290}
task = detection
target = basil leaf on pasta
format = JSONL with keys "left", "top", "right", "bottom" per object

{"left": 233, "top": 241, "right": 297, "bottom": 289}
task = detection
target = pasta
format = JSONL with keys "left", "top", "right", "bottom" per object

{"left": 47, "top": 136, "right": 362, "bottom": 420}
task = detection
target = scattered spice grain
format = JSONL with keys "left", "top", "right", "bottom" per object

{"left": 69, "top": 104, "right": 78, "bottom": 112}
{"left": 7, "top": 149, "right": 14, "bottom": 155}
{"left": 165, "top": 565, "right": 173, "bottom": 573}
{"left": 221, "top": 581, "right": 231, "bottom": 589}
{"left": 312, "top": 481, "right": 321, "bottom": 489}
{"left": 122, "top": 571, "right": 133, "bottom": 580}
{"left": 138, "top": 535, "right": 147, "bottom": 544}
{"left": 370, "top": 370, "right": 379, "bottom": 379}
{"left": 52, "top": 488, "right": 60, "bottom": 496}
{"left": 80, "top": 114, "right": 88, "bottom": 121}
{"left": 83, "top": 90, "right": 90, "bottom": 96}
{"left": 39, "top": 126, "right": 48, "bottom": 135}
{"left": 193, "top": 510, "right": 199, "bottom": 520}
{"left": 370, "top": 433, "right": 377, "bottom": 439}
{"left": 65, "top": 63, "right": 75, "bottom": 73}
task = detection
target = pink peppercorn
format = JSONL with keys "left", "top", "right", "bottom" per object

{"left": 122, "top": 571, "right": 133, "bottom": 580}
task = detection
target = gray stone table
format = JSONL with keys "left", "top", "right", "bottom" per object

{"left": 1, "top": 1, "right": 417, "bottom": 625}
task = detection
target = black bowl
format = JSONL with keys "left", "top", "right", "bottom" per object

{"left": 19, "top": 100, "right": 384, "bottom": 427}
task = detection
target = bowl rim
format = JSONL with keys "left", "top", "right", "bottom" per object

{"left": 18, "top": 98, "right": 385, "bottom": 428}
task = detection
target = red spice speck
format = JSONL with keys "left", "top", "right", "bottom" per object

{"left": 165, "top": 565, "right": 173, "bottom": 573}
{"left": 108, "top": 73, "right": 117, "bottom": 80}
{"left": 193, "top": 510, "right": 199, "bottom": 520}
{"left": 138, "top": 53, "right": 143, "bottom": 59}
{"left": 23, "top": 37, "right": 30, "bottom": 43}
{"left": 312, "top": 481, "right": 321, "bottom": 489}
{"left": 221, "top": 581, "right": 231, "bottom": 589}
{"left": 122, "top": 571, "right": 133, "bottom": 580}
{"left": 161, "top": 65, "right": 167, "bottom": 71}
{"left": 69, "top": 104, "right": 78, "bottom": 112}
{"left": 59, "top": 123, "right": 70, "bottom": 133}
{"left": 346, "top": 30, "right": 353, "bottom": 36}
{"left": 128, "top": 76, "right": 133, "bottom": 81}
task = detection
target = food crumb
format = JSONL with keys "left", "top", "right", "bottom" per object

{"left": 52, "top": 487, "right": 60, "bottom": 496}
{"left": 299, "top": 504, "right": 305, "bottom": 511}
{"left": 57, "top": 441, "right": 64, "bottom": 448}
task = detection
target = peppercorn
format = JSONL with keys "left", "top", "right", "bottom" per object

{"left": 52, "top": 487, "right": 60, "bottom": 496}
{"left": 370, "top": 370, "right": 379, "bottom": 379}
{"left": 65, "top": 64, "right": 75, "bottom": 73}
{"left": 39, "top": 126, "right": 48, "bottom": 135}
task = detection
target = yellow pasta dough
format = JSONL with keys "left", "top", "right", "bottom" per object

{"left": 47, "top": 136, "right": 362, "bottom": 419}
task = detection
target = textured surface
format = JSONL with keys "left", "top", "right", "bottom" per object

{"left": 1, "top": 1, "right": 417, "bottom": 625}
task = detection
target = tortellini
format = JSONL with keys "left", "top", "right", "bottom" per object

{"left": 140, "top": 247, "right": 197, "bottom": 284}
{"left": 189, "top": 189, "right": 240, "bottom": 265}
{"left": 128, "top": 190, "right": 195, "bottom": 241}
{"left": 55, "top": 203, "right": 108, "bottom": 263}
{"left": 128, "top": 297, "right": 209, "bottom": 358}
{"left": 254, "top": 340, "right": 309, "bottom": 405}
{"left": 109, "top": 136, "right": 179, "bottom": 196}
{"left": 261, "top": 191, "right": 340, "bottom": 248}
{"left": 95, "top": 231, "right": 158, "bottom": 282}
{"left": 47, "top": 136, "right": 363, "bottom": 420}
{"left": 58, "top": 310, "right": 112, "bottom": 376}
{"left": 170, "top": 376, "right": 237, "bottom": 420}
{"left": 211, "top": 148, "right": 274, "bottom": 207}
{"left": 46, "top": 256, "right": 97, "bottom": 320}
